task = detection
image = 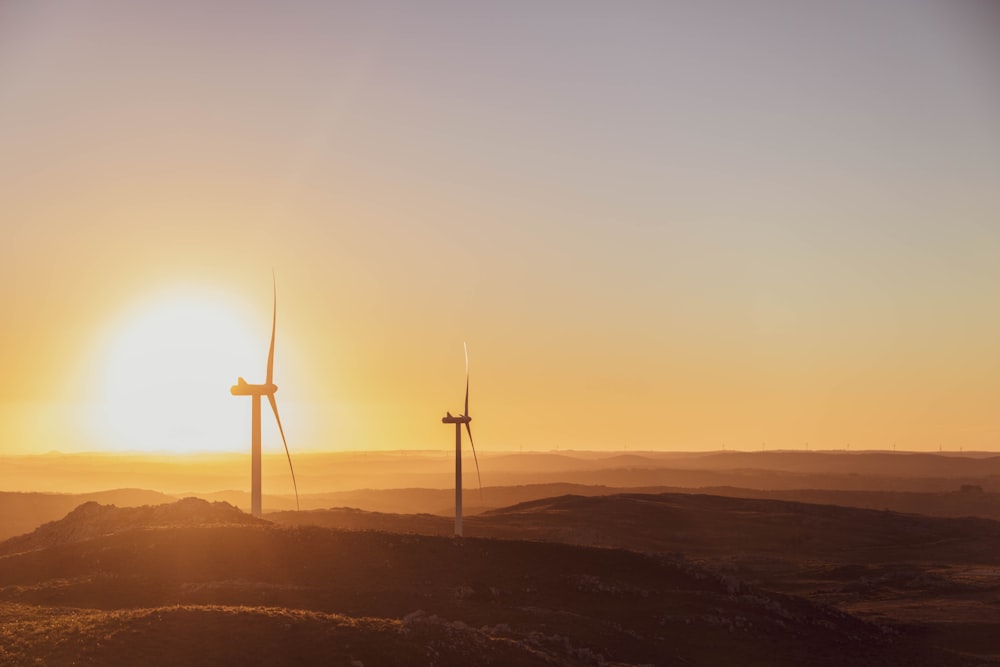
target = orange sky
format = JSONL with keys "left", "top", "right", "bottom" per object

{"left": 2, "top": 2, "right": 1000, "bottom": 454}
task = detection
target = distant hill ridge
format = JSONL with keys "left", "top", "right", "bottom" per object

{"left": 469, "top": 491, "right": 1000, "bottom": 565}
{"left": 0, "top": 498, "right": 265, "bottom": 556}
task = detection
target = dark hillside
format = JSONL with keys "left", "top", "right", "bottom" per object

{"left": 471, "top": 492, "right": 1000, "bottom": 563}
{"left": 0, "top": 499, "right": 965, "bottom": 666}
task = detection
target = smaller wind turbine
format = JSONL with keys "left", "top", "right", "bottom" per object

{"left": 442, "top": 342, "right": 482, "bottom": 537}
{"left": 230, "top": 273, "right": 299, "bottom": 518}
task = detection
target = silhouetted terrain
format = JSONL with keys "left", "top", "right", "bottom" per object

{"left": 5, "top": 452, "right": 1000, "bottom": 664}
{"left": 472, "top": 493, "right": 1000, "bottom": 563}
{"left": 0, "top": 497, "right": 264, "bottom": 556}
{"left": 0, "top": 498, "right": 976, "bottom": 666}
{"left": 7, "top": 480, "right": 1000, "bottom": 543}
{"left": 684, "top": 486, "right": 1000, "bottom": 522}
{"left": 273, "top": 493, "right": 1000, "bottom": 664}
{"left": 0, "top": 489, "right": 176, "bottom": 541}
{"left": 267, "top": 482, "right": 1000, "bottom": 520}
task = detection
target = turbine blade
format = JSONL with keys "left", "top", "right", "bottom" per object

{"left": 268, "top": 393, "right": 300, "bottom": 511}
{"left": 465, "top": 421, "right": 483, "bottom": 504}
{"left": 463, "top": 341, "right": 469, "bottom": 417}
{"left": 266, "top": 271, "right": 276, "bottom": 385}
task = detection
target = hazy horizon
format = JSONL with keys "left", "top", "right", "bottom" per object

{"left": 3, "top": 447, "right": 998, "bottom": 497}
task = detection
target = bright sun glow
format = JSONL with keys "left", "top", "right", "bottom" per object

{"left": 93, "top": 289, "right": 268, "bottom": 453}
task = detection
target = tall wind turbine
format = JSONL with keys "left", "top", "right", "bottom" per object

{"left": 441, "top": 342, "right": 482, "bottom": 537}
{"left": 230, "top": 274, "right": 299, "bottom": 518}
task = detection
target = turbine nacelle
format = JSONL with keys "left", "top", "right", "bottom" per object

{"left": 442, "top": 412, "right": 471, "bottom": 425}
{"left": 230, "top": 376, "right": 278, "bottom": 396}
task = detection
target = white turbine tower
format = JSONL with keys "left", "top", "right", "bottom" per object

{"left": 230, "top": 274, "right": 299, "bottom": 517}
{"left": 441, "top": 342, "right": 482, "bottom": 537}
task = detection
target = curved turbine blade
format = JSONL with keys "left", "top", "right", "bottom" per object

{"left": 266, "top": 271, "right": 277, "bottom": 385}
{"left": 268, "top": 393, "right": 300, "bottom": 511}
{"left": 465, "top": 422, "right": 483, "bottom": 503}
{"left": 463, "top": 341, "right": 469, "bottom": 417}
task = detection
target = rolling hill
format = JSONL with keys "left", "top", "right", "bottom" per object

{"left": 0, "top": 497, "right": 970, "bottom": 666}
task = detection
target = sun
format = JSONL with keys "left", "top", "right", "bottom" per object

{"left": 92, "top": 288, "right": 268, "bottom": 453}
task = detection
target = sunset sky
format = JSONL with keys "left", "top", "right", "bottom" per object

{"left": 2, "top": 1, "right": 999, "bottom": 454}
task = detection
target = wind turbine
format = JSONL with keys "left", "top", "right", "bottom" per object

{"left": 230, "top": 274, "right": 299, "bottom": 518}
{"left": 441, "top": 342, "right": 482, "bottom": 537}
